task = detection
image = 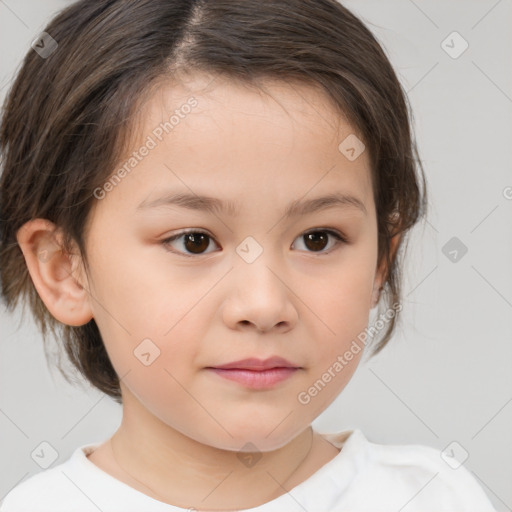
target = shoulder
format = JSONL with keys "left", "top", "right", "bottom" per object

{"left": 363, "top": 432, "right": 496, "bottom": 510}
{"left": 1, "top": 467, "right": 69, "bottom": 511}
{"left": 0, "top": 443, "right": 102, "bottom": 512}
{"left": 322, "top": 429, "right": 496, "bottom": 511}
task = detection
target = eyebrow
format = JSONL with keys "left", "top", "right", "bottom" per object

{"left": 136, "top": 191, "right": 367, "bottom": 218}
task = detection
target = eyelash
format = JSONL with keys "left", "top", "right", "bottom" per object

{"left": 161, "top": 228, "right": 348, "bottom": 258}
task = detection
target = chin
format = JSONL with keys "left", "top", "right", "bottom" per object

{"left": 195, "top": 420, "right": 307, "bottom": 453}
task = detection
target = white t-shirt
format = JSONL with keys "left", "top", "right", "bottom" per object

{"left": 0, "top": 428, "right": 496, "bottom": 512}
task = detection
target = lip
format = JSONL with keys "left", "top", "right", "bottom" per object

{"left": 206, "top": 356, "right": 301, "bottom": 390}
{"left": 210, "top": 356, "right": 298, "bottom": 370}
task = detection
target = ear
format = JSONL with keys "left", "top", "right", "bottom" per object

{"left": 16, "top": 218, "right": 93, "bottom": 326}
{"left": 371, "top": 232, "right": 402, "bottom": 308}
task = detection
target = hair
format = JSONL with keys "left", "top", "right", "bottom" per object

{"left": 0, "top": 0, "right": 427, "bottom": 404}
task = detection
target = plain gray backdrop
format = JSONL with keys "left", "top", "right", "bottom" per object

{"left": 1, "top": 0, "right": 511, "bottom": 510}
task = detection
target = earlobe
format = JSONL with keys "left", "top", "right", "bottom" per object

{"left": 16, "top": 219, "right": 94, "bottom": 326}
{"left": 371, "top": 283, "right": 383, "bottom": 309}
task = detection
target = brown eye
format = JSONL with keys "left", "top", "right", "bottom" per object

{"left": 304, "top": 232, "right": 329, "bottom": 251}
{"left": 162, "top": 231, "right": 219, "bottom": 256}
{"left": 292, "top": 229, "right": 346, "bottom": 254}
{"left": 162, "top": 228, "right": 346, "bottom": 258}
{"left": 182, "top": 233, "right": 210, "bottom": 254}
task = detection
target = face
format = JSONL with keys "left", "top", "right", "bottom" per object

{"left": 80, "top": 73, "right": 383, "bottom": 451}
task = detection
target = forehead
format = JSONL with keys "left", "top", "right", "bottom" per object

{"left": 134, "top": 73, "right": 361, "bottom": 155}
{"left": 103, "top": 73, "right": 374, "bottom": 218}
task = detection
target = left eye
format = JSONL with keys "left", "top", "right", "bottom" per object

{"left": 162, "top": 229, "right": 347, "bottom": 257}
{"left": 292, "top": 229, "right": 347, "bottom": 253}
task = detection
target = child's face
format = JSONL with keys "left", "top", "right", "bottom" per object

{"left": 80, "top": 73, "right": 383, "bottom": 451}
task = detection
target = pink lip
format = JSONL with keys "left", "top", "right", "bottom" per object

{"left": 211, "top": 356, "right": 298, "bottom": 370}
{"left": 206, "top": 357, "right": 301, "bottom": 389}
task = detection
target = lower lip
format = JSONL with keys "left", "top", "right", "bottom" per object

{"left": 208, "top": 367, "right": 298, "bottom": 389}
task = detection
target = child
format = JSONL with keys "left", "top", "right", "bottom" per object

{"left": 0, "top": 0, "right": 496, "bottom": 510}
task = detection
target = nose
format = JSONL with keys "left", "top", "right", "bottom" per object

{"left": 221, "top": 252, "right": 299, "bottom": 334}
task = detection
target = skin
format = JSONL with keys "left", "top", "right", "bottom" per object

{"left": 17, "top": 72, "right": 399, "bottom": 510}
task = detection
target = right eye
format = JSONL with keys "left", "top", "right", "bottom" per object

{"left": 161, "top": 230, "right": 220, "bottom": 257}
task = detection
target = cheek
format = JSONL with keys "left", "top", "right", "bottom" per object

{"left": 303, "top": 251, "right": 375, "bottom": 344}
{"left": 99, "top": 320, "right": 204, "bottom": 431}
{"left": 84, "top": 239, "right": 215, "bottom": 397}
{"left": 293, "top": 257, "right": 373, "bottom": 412}
{"left": 86, "top": 229, "right": 201, "bottom": 330}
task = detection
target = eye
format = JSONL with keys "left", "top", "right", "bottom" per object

{"left": 162, "top": 230, "right": 219, "bottom": 257}
{"left": 291, "top": 229, "right": 347, "bottom": 254}
{"left": 162, "top": 228, "right": 348, "bottom": 257}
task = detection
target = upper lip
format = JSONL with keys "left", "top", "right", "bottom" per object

{"left": 209, "top": 356, "right": 299, "bottom": 370}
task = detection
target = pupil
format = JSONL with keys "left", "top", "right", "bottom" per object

{"left": 185, "top": 233, "right": 209, "bottom": 253}
{"left": 305, "top": 232, "right": 327, "bottom": 251}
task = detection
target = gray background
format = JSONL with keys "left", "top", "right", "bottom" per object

{"left": 1, "top": 0, "right": 511, "bottom": 509}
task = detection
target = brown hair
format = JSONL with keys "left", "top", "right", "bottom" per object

{"left": 0, "top": 0, "right": 427, "bottom": 404}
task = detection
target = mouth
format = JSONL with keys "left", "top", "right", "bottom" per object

{"left": 206, "top": 356, "right": 301, "bottom": 390}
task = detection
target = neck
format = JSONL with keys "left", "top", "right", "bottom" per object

{"left": 108, "top": 398, "right": 319, "bottom": 510}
